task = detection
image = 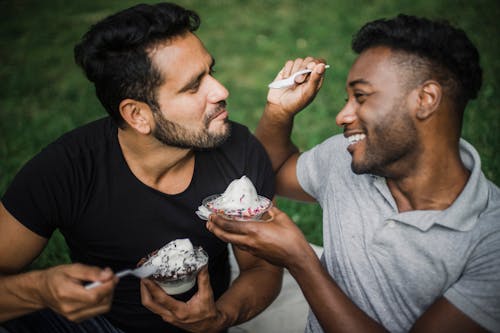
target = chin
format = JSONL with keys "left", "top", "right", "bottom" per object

{"left": 210, "top": 120, "right": 229, "bottom": 135}
{"left": 350, "top": 159, "right": 371, "bottom": 175}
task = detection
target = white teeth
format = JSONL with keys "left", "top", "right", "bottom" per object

{"left": 347, "top": 134, "right": 366, "bottom": 145}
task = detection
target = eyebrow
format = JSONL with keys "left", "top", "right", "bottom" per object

{"left": 348, "top": 78, "right": 371, "bottom": 88}
{"left": 178, "top": 57, "right": 216, "bottom": 93}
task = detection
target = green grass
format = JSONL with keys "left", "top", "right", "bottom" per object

{"left": 1, "top": 0, "right": 499, "bottom": 268}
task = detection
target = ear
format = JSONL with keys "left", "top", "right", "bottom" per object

{"left": 119, "top": 99, "right": 152, "bottom": 134}
{"left": 415, "top": 80, "right": 442, "bottom": 120}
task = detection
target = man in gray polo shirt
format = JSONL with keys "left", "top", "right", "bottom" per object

{"left": 208, "top": 14, "right": 500, "bottom": 332}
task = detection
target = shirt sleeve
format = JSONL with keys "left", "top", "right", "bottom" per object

{"left": 444, "top": 221, "right": 500, "bottom": 332}
{"left": 297, "top": 134, "right": 347, "bottom": 201}
{"left": 2, "top": 142, "right": 82, "bottom": 238}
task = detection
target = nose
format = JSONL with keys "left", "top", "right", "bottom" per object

{"left": 336, "top": 100, "right": 357, "bottom": 127}
{"left": 207, "top": 76, "right": 229, "bottom": 103}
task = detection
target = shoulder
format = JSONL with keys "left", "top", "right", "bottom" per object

{"left": 53, "top": 117, "right": 115, "bottom": 154}
{"left": 298, "top": 134, "right": 350, "bottom": 173}
{"left": 13, "top": 117, "right": 115, "bottom": 189}
{"left": 300, "top": 134, "right": 348, "bottom": 160}
{"left": 475, "top": 180, "right": 500, "bottom": 238}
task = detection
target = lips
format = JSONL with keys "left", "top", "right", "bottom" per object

{"left": 347, "top": 133, "right": 366, "bottom": 145}
{"left": 344, "top": 131, "right": 366, "bottom": 154}
{"left": 207, "top": 101, "right": 228, "bottom": 121}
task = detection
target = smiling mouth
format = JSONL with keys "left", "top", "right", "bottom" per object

{"left": 347, "top": 133, "right": 366, "bottom": 146}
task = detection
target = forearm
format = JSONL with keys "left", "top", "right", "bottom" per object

{"left": 288, "top": 248, "right": 388, "bottom": 333}
{"left": 255, "top": 102, "right": 299, "bottom": 172}
{"left": 214, "top": 264, "right": 283, "bottom": 328}
{"left": 0, "top": 270, "right": 45, "bottom": 322}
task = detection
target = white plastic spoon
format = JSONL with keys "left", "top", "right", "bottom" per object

{"left": 85, "top": 264, "right": 157, "bottom": 290}
{"left": 268, "top": 65, "right": 330, "bottom": 89}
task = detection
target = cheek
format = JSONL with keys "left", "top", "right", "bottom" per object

{"left": 362, "top": 95, "right": 400, "bottom": 126}
{"left": 162, "top": 96, "right": 207, "bottom": 121}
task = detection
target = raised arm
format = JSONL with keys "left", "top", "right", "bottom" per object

{"left": 255, "top": 57, "right": 327, "bottom": 201}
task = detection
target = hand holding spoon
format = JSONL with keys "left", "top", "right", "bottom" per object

{"left": 268, "top": 65, "right": 330, "bottom": 89}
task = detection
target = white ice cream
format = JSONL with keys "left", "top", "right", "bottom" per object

{"left": 211, "top": 176, "right": 261, "bottom": 211}
{"left": 144, "top": 238, "right": 207, "bottom": 280}
{"left": 196, "top": 175, "right": 272, "bottom": 220}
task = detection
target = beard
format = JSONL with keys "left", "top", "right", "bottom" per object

{"left": 151, "top": 102, "right": 231, "bottom": 149}
{"left": 351, "top": 99, "right": 419, "bottom": 176}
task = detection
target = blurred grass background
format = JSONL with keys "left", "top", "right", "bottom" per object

{"left": 1, "top": 0, "right": 499, "bottom": 268}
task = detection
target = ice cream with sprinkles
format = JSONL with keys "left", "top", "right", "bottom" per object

{"left": 204, "top": 175, "right": 271, "bottom": 219}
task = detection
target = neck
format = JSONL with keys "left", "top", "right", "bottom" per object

{"left": 118, "top": 128, "right": 195, "bottom": 194}
{"left": 386, "top": 142, "right": 470, "bottom": 212}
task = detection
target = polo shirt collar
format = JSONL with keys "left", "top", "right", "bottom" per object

{"left": 373, "top": 139, "right": 489, "bottom": 232}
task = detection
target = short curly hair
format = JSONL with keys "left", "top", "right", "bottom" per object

{"left": 74, "top": 3, "right": 200, "bottom": 127}
{"left": 352, "top": 14, "right": 482, "bottom": 109}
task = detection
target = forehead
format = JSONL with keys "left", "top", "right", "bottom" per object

{"left": 149, "top": 32, "right": 212, "bottom": 80}
{"left": 347, "top": 46, "right": 403, "bottom": 88}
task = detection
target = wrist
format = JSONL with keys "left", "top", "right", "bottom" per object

{"left": 264, "top": 102, "right": 296, "bottom": 122}
{"left": 209, "top": 307, "right": 232, "bottom": 333}
{"left": 0, "top": 270, "right": 46, "bottom": 321}
{"left": 25, "top": 269, "right": 47, "bottom": 307}
{"left": 286, "top": 245, "right": 320, "bottom": 277}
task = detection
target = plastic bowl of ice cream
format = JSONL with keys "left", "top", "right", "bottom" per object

{"left": 138, "top": 239, "right": 208, "bottom": 295}
{"left": 196, "top": 175, "right": 272, "bottom": 221}
{"left": 200, "top": 194, "right": 272, "bottom": 221}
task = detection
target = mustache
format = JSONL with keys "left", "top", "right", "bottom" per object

{"left": 205, "top": 101, "right": 227, "bottom": 124}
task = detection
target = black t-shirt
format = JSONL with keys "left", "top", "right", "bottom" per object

{"left": 2, "top": 117, "right": 275, "bottom": 332}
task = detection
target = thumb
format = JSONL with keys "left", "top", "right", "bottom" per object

{"left": 196, "top": 266, "right": 213, "bottom": 299}
{"left": 67, "top": 263, "right": 113, "bottom": 283}
{"left": 310, "top": 63, "right": 328, "bottom": 86}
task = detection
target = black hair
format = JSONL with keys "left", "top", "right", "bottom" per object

{"left": 74, "top": 3, "right": 200, "bottom": 127}
{"left": 352, "top": 14, "right": 482, "bottom": 109}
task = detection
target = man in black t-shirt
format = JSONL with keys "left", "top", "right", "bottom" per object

{"left": 0, "top": 3, "right": 281, "bottom": 333}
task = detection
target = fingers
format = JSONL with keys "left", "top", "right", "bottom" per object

{"left": 140, "top": 271, "right": 218, "bottom": 329}
{"left": 68, "top": 264, "right": 114, "bottom": 283}
{"left": 279, "top": 59, "right": 295, "bottom": 79}
{"left": 140, "top": 280, "right": 176, "bottom": 321}
{"left": 194, "top": 266, "right": 216, "bottom": 306}
{"left": 41, "top": 264, "right": 117, "bottom": 321}
{"left": 63, "top": 295, "right": 114, "bottom": 322}
{"left": 279, "top": 57, "right": 327, "bottom": 83}
{"left": 208, "top": 214, "right": 249, "bottom": 234}
{"left": 206, "top": 214, "right": 257, "bottom": 246}
{"left": 141, "top": 278, "right": 188, "bottom": 314}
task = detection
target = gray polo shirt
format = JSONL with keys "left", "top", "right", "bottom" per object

{"left": 297, "top": 135, "right": 500, "bottom": 332}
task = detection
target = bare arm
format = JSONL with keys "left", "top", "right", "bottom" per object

{"left": 0, "top": 202, "right": 117, "bottom": 322}
{"left": 256, "top": 58, "right": 327, "bottom": 201}
{"left": 215, "top": 245, "right": 283, "bottom": 326}
{"left": 208, "top": 208, "right": 489, "bottom": 333}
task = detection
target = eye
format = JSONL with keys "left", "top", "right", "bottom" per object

{"left": 354, "top": 92, "right": 368, "bottom": 104}
{"left": 188, "top": 81, "right": 201, "bottom": 93}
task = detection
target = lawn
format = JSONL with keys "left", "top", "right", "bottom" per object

{"left": 1, "top": 0, "right": 499, "bottom": 268}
